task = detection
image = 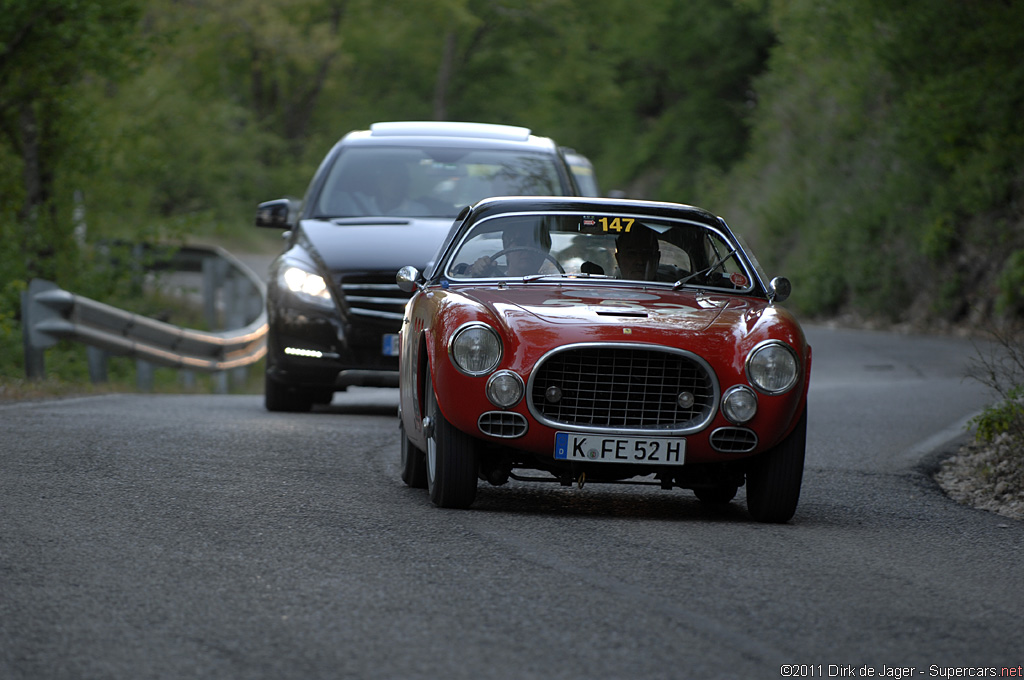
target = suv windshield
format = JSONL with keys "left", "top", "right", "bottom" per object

{"left": 444, "top": 212, "right": 755, "bottom": 292}
{"left": 313, "top": 147, "right": 567, "bottom": 219}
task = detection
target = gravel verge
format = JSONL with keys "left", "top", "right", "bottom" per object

{"left": 935, "top": 434, "right": 1024, "bottom": 521}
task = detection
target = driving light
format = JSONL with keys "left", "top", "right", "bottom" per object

{"left": 746, "top": 341, "right": 799, "bottom": 394}
{"left": 285, "top": 347, "right": 323, "bottom": 358}
{"left": 281, "top": 265, "right": 333, "bottom": 308}
{"left": 721, "top": 385, "right": 758, "bottom": 424}
{"left": 449, "top": 323, "right": 502, "bottom": 375}
{"left": 486, "top": 370, "right": 524, "bottom": 408}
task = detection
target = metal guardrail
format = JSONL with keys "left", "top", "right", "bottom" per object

{"left": 21, "top": 244, "right": 267, "bottom": 389}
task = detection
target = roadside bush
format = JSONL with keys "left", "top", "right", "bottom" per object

{"left": 996, "top": 250, "right": 1024, "bottom": 317}
{"left": 968, "top": 321, "right": 1024, "bottom": 446}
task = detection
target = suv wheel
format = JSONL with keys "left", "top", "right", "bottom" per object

{"left": 264, "top": 372, "right": 313, "bottom": 413}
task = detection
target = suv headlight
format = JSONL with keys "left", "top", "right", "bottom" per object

{"left": 746, "top": 341, "right": 799, "bottom": 394}
{"left": 449, "top": 323, "right": 502, "bottom": 375}
{"left": 280, "top": 265, "right": 333, "bottom": 309}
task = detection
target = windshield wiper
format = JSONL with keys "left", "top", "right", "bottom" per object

{"left": 520, "top": 272, "right": 615, "bottom": 283}
{"left": 673, "top": 247, "right": 738, "bottom": 290}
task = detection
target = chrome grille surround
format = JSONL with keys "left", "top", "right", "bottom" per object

{"left": 709, "top": 427, "right": 758, "bottom": 453}
{"left": 478, "top": 411, "right": 528, "bottom": 438}
{"left": 526, "top": 343, "right": 719, "bottom": 435}
{"left": 337, "top": 274, "right": 410, "bottom": 321}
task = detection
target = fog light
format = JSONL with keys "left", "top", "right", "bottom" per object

{"left": 545, "top": 385, "right": 562, "bottom": 404}
{"left": 722, "top": 385, "right": 758, "bottom": 424}
{"left": 677, "top": 391, "right": 695, "bottom": 409}
{"left": 486, "top": 371, "right": 524, "bottom": 409}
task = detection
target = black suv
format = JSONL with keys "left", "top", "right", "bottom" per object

{"left": 255, "top": 121, "right": 580, "bottom": 412}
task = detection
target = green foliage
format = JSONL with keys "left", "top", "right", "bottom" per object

{"left": 967, "top": 321, "right": 1024, "bottom": 446}
{"left": 716, "top": 0, "right": 1024, "bottom": 321}
{"left": 3, "top": 0, "right": 1024, "bottom": 388}
{"left": 969, "top": 385, "right": 1024, "bottom": 445}
{"left": 997, "top": 251, "right": 1024, "bottom": 317}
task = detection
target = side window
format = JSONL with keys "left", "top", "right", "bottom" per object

{"left": 658, "top": 241, "right": 692, "bottom": 275}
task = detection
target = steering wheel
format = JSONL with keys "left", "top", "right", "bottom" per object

{"left": 489, "top": 246, "right": 565, "bottom": 274}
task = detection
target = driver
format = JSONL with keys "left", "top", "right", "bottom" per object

{"left": 467, "top": 220, "right": 555, "bottom": 276}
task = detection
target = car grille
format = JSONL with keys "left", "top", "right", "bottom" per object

{"left": 478, "top": 411, "right": 528, "bottom": 438}
{"left": 710, "top": 427, "right": 758, "bottom": 453}
{"left": 529, "top": 345, "right": 717, "bottom": 433}
{"left": 336, "top": 273, "right": 410, "bottom": 322}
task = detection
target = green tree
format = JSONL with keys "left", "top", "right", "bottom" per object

{"left": 0, "top": 0, "right": 142, "bottom": 281}
{"left": 717, "top": 0, "right": 1024, "bottom": 320}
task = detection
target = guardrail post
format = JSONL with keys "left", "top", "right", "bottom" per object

{"left": 203, "top": 256, "right": 228, "bottom": 329}
{"left": 136, "top": 359, "right": 155, "bottom": 392}
{"left": 87, "top": 346, "right": 109, "bottom": 383}
{"left": 21, "top": 289, "right": 47, "bottom": 379}
{"left": 226, "top": 272, "right": 250, "bottom": 389}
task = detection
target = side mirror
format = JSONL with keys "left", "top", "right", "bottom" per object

{"left": 255, "top": 198, "right": 297, "bottom": 229}
{"left": 768, "top": 276, "right": 791, "bottom": 304}
{"left": 396, "top": 265, "right": 422, "bottom": 293}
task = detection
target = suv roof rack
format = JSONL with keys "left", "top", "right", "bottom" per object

{"left": 369, "top": 121, "right": 531, "bottom": 142}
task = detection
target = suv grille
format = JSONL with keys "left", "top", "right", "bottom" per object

{"left": 529, "top": 345, "right": 717, "bottom": 432}
{"left": 336, "top": 273, "right": 410, "bottom": 321}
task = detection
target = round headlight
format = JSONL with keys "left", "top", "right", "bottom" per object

{"left": 486, "top": 370, "right": 524, "bottom": 408}
{"left": 746, "top": 341, "right": 799, "bottom": 394}
{"left": 449, "top": 323, "right": 502, "bottom": 375}
{"left": 722, "top": 385, "right": 758, "bottom": 424}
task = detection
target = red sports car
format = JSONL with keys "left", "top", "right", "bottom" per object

{"left": 396, "top": 196, "right": 811, "bottom": 522}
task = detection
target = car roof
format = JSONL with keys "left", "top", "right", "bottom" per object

{"left": 465, "top": 195, "right": 722, "bottom": 223}
{"left": 424, "top": 196, "right": 730, "bottom": 281}
{"left": 337, "top": 121, "right": 559, "bottom": 152}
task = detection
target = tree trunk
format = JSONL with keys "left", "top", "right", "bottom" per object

{"left": 432, "top": 31, "right": 458, "bottom": 121}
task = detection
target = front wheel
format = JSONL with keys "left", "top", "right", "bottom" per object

{"left": 746, "top": 408, "right": 807, "bottom": 523}
{"left": 424, "top": 369, "right": 478, "bottom": 508}
{"left": 400, "top": 421, "right": 427, "bottom": 489}
{"left": 264, "top": 372, "right": 312, "bottom": 412}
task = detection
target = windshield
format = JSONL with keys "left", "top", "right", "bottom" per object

{"left": 444, "top": 212, "right": 755, "bottom": 292}
{"left": 313, "top": 147, "right": 567, "bottom": 219}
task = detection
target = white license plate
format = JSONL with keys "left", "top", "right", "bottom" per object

{"left": 554, "top": 432, "right": 685, "bottom": 465}
{"left": 381, "top": 334, "right": 400, "bottom": 357}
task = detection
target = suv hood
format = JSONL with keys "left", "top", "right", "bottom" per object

{"left": 300, "top": 217, "right": 453, "bottom": 272}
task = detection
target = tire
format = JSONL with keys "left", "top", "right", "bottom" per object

{"left": 424, "top": 369, "right": 478, "bottom": 508}
{"left": 264, "top": 372, "right": 312, "bottom": 413}
{"left": 694, "top": 484, "right": 738, "bottom": 505}
{"left": 746, "top": 408, "right": 807, "bottom": 523}
{"left": 400, "top": 421, "right": 428, "bottom": 489}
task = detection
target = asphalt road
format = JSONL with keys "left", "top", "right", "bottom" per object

{"left": 2, "top": 326, "right": 1021, "bottom": 680}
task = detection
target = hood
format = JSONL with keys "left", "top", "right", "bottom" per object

{"left": 458, "top": 284, "right": 760, "bottom": 339}
{"left": 299, "top": 217, "right": 453, "bottom": 272}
